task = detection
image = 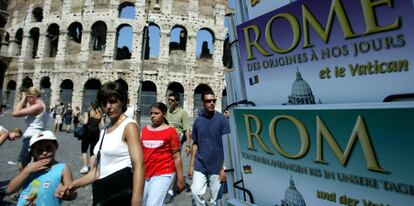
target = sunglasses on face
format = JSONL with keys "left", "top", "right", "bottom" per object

{"left": 168, "top": 99, "right": 176, "bottom": 102}
{"left": 204, "top": 99, "right": 217, "bottom": 103}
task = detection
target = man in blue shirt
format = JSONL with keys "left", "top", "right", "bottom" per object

{"left": 188, "top": 91, "right": 230, "bottom": 206}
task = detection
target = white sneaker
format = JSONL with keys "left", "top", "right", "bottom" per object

{"left": 80, "top": 166, "right": 89, "bottom": 174}
{"left": 168, "top": 189, "right": 174, "bottom": 196}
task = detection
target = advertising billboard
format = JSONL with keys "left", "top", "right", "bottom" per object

{"left": 236, "top": 0, "right": 414, "bottom": 106}
{"left": 233, "top": 104, "right": 414, "bottom": 206}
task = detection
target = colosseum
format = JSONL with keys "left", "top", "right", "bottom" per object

{"left": 0, "top": 0, "right": 231, "bottom": 119}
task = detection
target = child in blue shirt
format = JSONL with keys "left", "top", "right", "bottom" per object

{"left": 6, "top": 130, "right": 76, "bottom": 205}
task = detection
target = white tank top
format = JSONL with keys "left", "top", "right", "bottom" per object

{"left": 94, "top": 118, "right": 137, "bottom": 179}
{"left": 23, "top": 102, "right": 48, "bottom": 138}
{"left": 0, "top": 125, "right": 8, "bottom": 133}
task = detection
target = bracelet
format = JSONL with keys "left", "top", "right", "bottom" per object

{"left": 186, "top": 144, "right": 192, "bottom": 148}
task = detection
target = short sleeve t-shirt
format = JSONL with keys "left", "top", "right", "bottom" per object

{"left": 191, "top": 111, "right": 230, "bottom": 174}
{"left": 167, "top": 108, "right": 191, "bottom": 136}
{"left": 141, "top": 126, "right": 180, "bottom": 179}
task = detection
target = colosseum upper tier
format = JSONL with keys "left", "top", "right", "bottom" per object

{"left": 0, "top": 0, "right": 231, "bottom": 118}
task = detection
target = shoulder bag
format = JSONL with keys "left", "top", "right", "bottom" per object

{"left": 73, "top": 111, "right": 89, "bottom": 140}
{"left": 92, "top": 128, "right": 133, "bottom": 206}
{"left": 73, "top": 125, "right": 86, "bottom": 140}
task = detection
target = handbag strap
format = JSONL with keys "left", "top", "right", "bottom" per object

{"left": 95, "top": 127, "right": 107, "bottom": 178}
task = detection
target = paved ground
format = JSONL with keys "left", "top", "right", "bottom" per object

{"left": 0, "top": 112, "right": 200, "bottom": 206}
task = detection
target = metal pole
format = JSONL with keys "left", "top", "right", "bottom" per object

{"left": 136, "top": 0, "right": 151, "bottom": 126}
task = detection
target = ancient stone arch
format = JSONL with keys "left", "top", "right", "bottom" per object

{"left": 2, "top": 0, "right": 229, "bottom": 119}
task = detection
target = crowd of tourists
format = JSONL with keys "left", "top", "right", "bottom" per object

{"left": 0, "top": 81, "right": 230, "bottom": 206}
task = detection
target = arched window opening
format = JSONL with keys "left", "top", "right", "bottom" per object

{"left": 193, "top": 84, "right": 212, "bottom": 117}
{"left": 0, "top": 0, "right": 8, "bottom": 11}
{"left": 169, "top": 26, "right": 187, "bottom": 53}
{"left": 4, "top": 32, "right": 9, "bottom": 43}
{"left": 116, "top": 24, "right": 133, "bottom": 60}
{"left": 2, "top": 32, "right": 10, "bottom": 52}
{"left": 0, "top": 15, "right": 6, "bottom": 28}
{"left": 167, "top": 82, "right": 184, "bottom": 106}
{"left": 82, "top": 79, "right": 101, "bottom": 112}
{"left": 40, "top": 76, "right": 51, "bottom": 109}
{"left": 32, "top": 7, "right": 43, "bottom": 22}
{"left": 140, "top": 81, "right": 157, "bottom": 116}
{"left": 91, "top": 21, "right": 107, "bottom": 51}
{"left": 7, "top": 81, "right": 16, "bottom": 90}
{"left": 14, "top": 29, "right": 23, "bottom": 56}
{"left": 0, "top": 62, "right": 6, "bottom": 104}
{"left": 60, "top": 79, "right": 74, "bottom": 106}
{"left": 196, "top": 28, "right": 214, "bottom": 59}
{"left": 29, "top": 28, "right": 40, "bottom": 58}
{"left": 223, "top": 34, "right": 233, "bottom": 68}
{"left": 68, "top": 22, "right": 82, "bottom": 43}
{"left": 21, "top": 76, "right": 33, "bottom": 91}
{"left": 5, "top": 80, "right": 16, "bottom": 110}
{"left": 222, "top": 88, "right": 227, "bottom": 112}
{"left": 119, "top": 2, "right": 135, "bottom": 19}
{"left": 46, "top": 24, "right": 60, "bottom": 57}
{"left": 147, "top": 23, "right": 160, "bottom": 59}
{"left": 67, "top": 22, "right": 82, "bottom": 54}
{"left": 114, "top": 79, "right": 129, "bottom": 91}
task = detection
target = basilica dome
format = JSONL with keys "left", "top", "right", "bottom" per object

{"left": 288, "top": 71, "right": 315, "bottom": 105}
{"left": 282, "top": 178, "right": 306, "bottom": 206}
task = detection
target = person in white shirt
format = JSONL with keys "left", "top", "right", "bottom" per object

{"left": 0, "top": 125, "right": 22, "bottom": 146}
{"left": 57, "top": 81, "right": 145, "bottom": 205}
{"left": 12, "top": 87, "right": 48, "bottom": 171}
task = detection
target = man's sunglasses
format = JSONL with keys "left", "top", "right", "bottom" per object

{"left": 204, "top": 99, "right": 217, "bottom": 103}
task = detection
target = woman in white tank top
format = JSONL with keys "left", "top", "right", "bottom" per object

{"left": 57, "top": 81, "right": 145, "bottom": 206}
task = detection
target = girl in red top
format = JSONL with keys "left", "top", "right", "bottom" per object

{"left": 141, "top": 102, "right": 185, "bottom": 206}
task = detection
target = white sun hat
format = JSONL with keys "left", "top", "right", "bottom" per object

{"left": 30, "top": 130, "right": 58, "bottom": 147}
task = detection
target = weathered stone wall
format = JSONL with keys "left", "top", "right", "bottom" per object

{"left": 2, "top": 0, "right": 229, "bottom": 118}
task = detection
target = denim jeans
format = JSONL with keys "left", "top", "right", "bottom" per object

{"left": 143, "top": 173, "right": 175, "bottom": 206}
{"left": 18, "top": 138, "right": 31, "bottom": 167}
{"left": 191, "top": 171, "right": 221, "bottom": 206}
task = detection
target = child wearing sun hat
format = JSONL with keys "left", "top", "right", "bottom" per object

{"left": 6, "top": 130, "right": 76, "bottom": 205}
